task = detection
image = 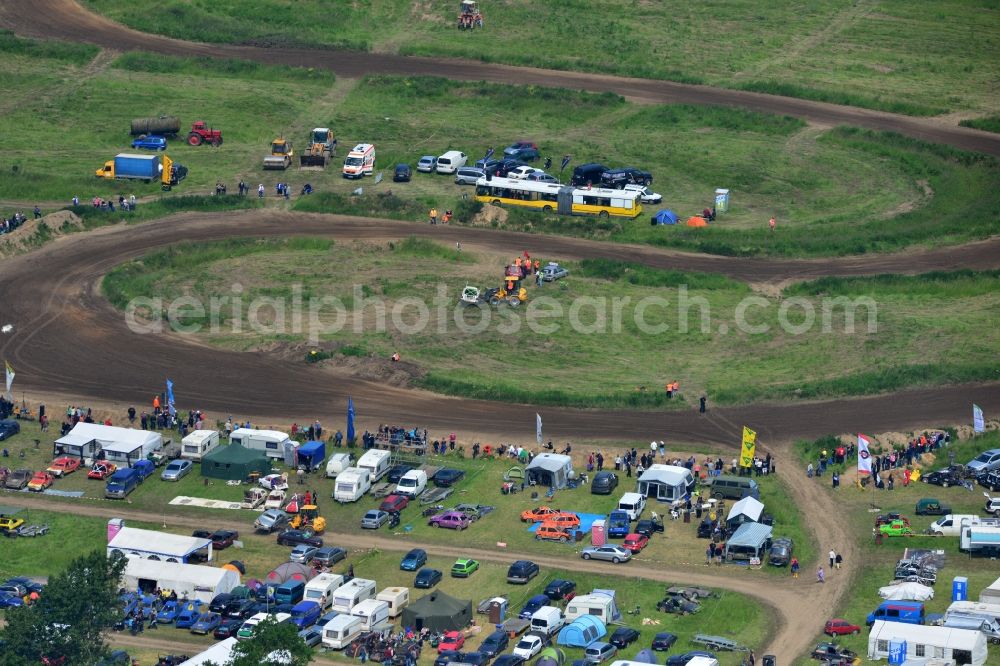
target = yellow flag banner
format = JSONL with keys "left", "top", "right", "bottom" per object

{"left": 739, "top": 426, "right": 756, "bottom": 468}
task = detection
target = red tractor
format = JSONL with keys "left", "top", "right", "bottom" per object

{"left": 187, "top": 121, "right": 223, "bottom": 147}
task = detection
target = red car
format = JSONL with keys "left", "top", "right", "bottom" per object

{"left": 27, "top": 471, "right": 55, "bottom": 491}
{"left": 438, "top": 631, "right": 465, "bottom": 653}
{"left": 87, "top": 463, "right": 117, "bottom": 480}
{"left": 824, "top": 619, "right": 861, "bottom": 636}
{"left": 380, "top": 494, "right": 410, "bottom": 513}
{"left": 46, "top": 457, "right": 80, "bottom": 477}
{"left": 622, "top": 533, "right": 649, "bottom": 553}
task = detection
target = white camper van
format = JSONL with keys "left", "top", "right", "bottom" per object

{"left": 229, "top": 428, "right": 292, "bottom": 460}
{"left": 326, "top": 452, "right": 353, "bottom": 479}
{"left": 180, "top": 430, "right": 220, "bottom": 460}
{"left": 617, "top": 492, "right": 646, "bottom": 521}
{"left": 357, "top": 449, "right": 391, "bottom": 482}
{"left": 530, "top": 606, "right": 565, "bottom": 636}
{"left": 351, "top": 599, "right": 390, "bottom": 631}
{"left": 331, "top": 578, "right": 377, "bottom": 615}
{"left": 304, "top": 573, "right": 345, "bottom": 610}
{"left": 395, "top": 470, "right": 427, "bottom": 498}
{"left": 322, "top": 614, "right": 364, "bottom": 650}
{"left": 376, "top": 587, "right": 409, "bottom": 618}
{"left": 334, "top": 467, "right": 372, "bottom": 503}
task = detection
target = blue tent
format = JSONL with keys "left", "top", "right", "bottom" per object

{"left": 633, "top": 649, "right": 658, "bottom": 664}
{"left": 557, "top": 615, "right": 607, "bottom": 647}
{"left": 296, "top": 440, "right": 326, "bottom": 471}
{"left": 651, "top": 209, "right": 679, "bottom": 225}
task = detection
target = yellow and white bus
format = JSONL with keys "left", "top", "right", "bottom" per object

{"left": 474, "top": 176, "right": 642, "bottom": 219}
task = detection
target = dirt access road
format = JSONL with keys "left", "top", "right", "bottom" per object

{"left": 1, "top": 0, "right": 998, "bottom": 157}
{"left": 1, "top": 210, "right": 998, "bottom": 443}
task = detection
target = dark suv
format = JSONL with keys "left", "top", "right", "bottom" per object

{"left": 507, "top": 560, "right": 539, "bottom": 584}
{"left": 600, "top": 167, "right": 652, "bottom": 188}
{"left": 504, "top": 142, "right": 540, "bottom": 162}
{"left": 571, "top": 163, "right": 609, "bottom": 187}
{"left": 590, "top": 471, "right": 618, "bottom": 495}
{"left": 768, "top": 537, "right": 793, "bottom": 566}
{"left": 544, "top": 578, "right": 576, "bottom": 601}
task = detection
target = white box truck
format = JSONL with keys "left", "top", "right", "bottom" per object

{"left": 180, "top": 430, "right": 220, "bottom": 460}
{"left": 376, "top": 587, "right": 409, "bottom": 618}
{"left": 326, "top": 452, "right": 353, "bottom": 479}
{"left": 304, "top": 573, "right": 345, "bottom": 610}
{"left": 395, "top": 470, "right": 427, "bottom": 498}
{"left": 331, "top": 578, "right": 376, "bottom": 615}
{"left": 351, "top": 599, "right": 390, "bottom": 631}
{"left": 322, "top": 614, "right": 364, "bottom": 650}
{"left": 334, "top": 467, "right": 372, "bottom": 503}
{"left": 357, "top": 449, "right": 391, "bottom": 482}
{"left": 230, "top": 428, "right": 292, "bottom": 460}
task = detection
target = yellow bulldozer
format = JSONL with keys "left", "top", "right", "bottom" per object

{"left": 300, "top": 128, "right": 337, "bottom": 168}
{"left": 263, "top": 137, "right": 294, "bottom": 170}
{"left": 289, "top": 505, "right": 326, "bottom": 533}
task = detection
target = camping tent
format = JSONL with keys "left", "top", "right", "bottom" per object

{"left": 651, "top": 210, "right": 679, "bottom": 225}
{"left": 868, "top": 620, "right": 988, "bottom": 666}
{"left": 296, "top": 441, "right": 325, "bottom": 471}
{"left": 108, "top": 527, "right": 212, "bottom": 563}
{"left": 54, "top": 422, "right": 162, "bottom": 463}
{"left": 526, "top": 453, "right": 574, "bottom": 489}
{"left": 633, "top": 649, "right": 658, "bottom": 664}
{"left": 200, "top": 444, "right": 271, "bottom": 481}
{"left": 686, "top": 216, "right": 708, "bottom": 227}
{"left": 537, "top": 647, "right": 566, "bottom": 666}
{"left": 178, "top": 638, "right": 238, "bottom": 666}
{"left": 557, "top": 615, "right": 606, "bottom": 647}
{"left": 636, "top": 465, "right": 695, "bottom": 504}
{"left": 400, "top": 591, "right": 472, "bottom": 632}
{"left": 265, "top": 562, "right": 312, "bottom": 585}
{"left": 878, "top": 582, "right": 934, "bottom": 601}
{"left": 120, "top": 558, "right": 238, "bottom": 603}
{"left": 980, "top": 575, "right": 1000, "bottom": 603}
{"left": 725, "top": 522, "right": 773, "bottom": 561}
{"left": 591, "top": 589, "right": 622, "bottom": 622}
{"left": 726, "top": 496, "right": 765, "bottom": 528}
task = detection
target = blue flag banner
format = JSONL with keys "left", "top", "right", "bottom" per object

{"left": 166, "top": 379, "right": 176, "bottom": 416}
{"left": 560, "top": 155, "right": 571, "bottom": 171}
{"left": 485, "top": 147, "right": 495, "bottom": 161}
{"left": 347, "top": 397, "right": 356, "bottom": 442}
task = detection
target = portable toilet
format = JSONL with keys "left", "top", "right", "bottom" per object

{"left": 714, "top": 188, "right": 730, "bottom": 213}
{"left": 591, "top": 519, "right": 606, "bottom": 546}
{"left": 953, "top": 576, "right": 968, "bottom": 602}
{"left": 488, "top": 597, "right": 508, "bottom": 624}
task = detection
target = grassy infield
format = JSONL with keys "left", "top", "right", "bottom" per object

{"left": 1, "top": 421, "right": 772, "bottom": 664}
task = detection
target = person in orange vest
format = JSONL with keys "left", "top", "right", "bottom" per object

{"left": 152, "top": 395, "right": 161, "bottom": 414}
{"left": 666, "top": 383, "right": 674, "bottom": 398}
{"left": 672, "top": 381, "right": 680, "bottom": 395}
{"left": 769, "top": 216, "right": 776, "bottom": 232}
{"left": 534, "top": 259, "right": 540, "bottom": 273}
{"left": 514, "top": 257, "right": 522, "bottom": 268}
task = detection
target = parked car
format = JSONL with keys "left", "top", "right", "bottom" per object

{"left": 525, "top": 172, "right": 559, "bottom": 183}
{"left": 27, "top": 471, "right": 55, "bottom": 491}
{"left": 393, "top": 164, "right": 412, "bottom": 182}
{"left": 495, "top": 158, "right": 528, "bottom": 177}
{"left": 590, "top": 471, "right": 619, "bottom": 495}
{"left": 5, "top": 468, "right": 32, "bottom": 489}
{"left": 504, "top": 142, "right": 540, "bottom": 162}
{"left": 386, "top": 465, "right": 414, "bottom": 484}
{"left": 512, "top": 634, "right": 545, "bottom": 660}
{"left": 622, "top": 184, "right": 662, "bottom": 204}
{"left": 601, "top": 167, "right": 652, "bottom": 188}
{"left": 634, "top": 517, "right": 664, "bottom": 537}
{"left": 536, "top": 524, "right": 573, "bottom": 542}
{"left": 313, "top": 546, "right": 347, "bottom": 567}
{"left": 878, "top": 520, "right": 913, "bottom": 537}
{"left": 428, "top": 511, "right": 471, "bottom": 530}
{"left": 161, "top": 459, "right": 193, "bottom": 481}
{"left": 46, "top": 456, "right": 80, "bottom": 477}
{"left": 544, "top": 579, "right": 576, "bottom": 601}
{"left": 298, "top": 625, "right": 323, "bottom": 647}
{"left": 665, "top": 651, "right": 716, "bottom": 666}
{"left": 580, "top": 545, "right": 631, "bottom": 563}
{"left": 190, "top": 611, "right": 222, "bottom": 635}
{"left": 214, "top": 616, "right": 243, "bottom": 639}
{"left": 208, "top": 594, "right": 235, "bottom": 614}
{"left": 506, "top": 560, "right": 539, "bottom": 584}
{"left": 438, "top": 630, "right": 466, "bottom": 653}
{"left": 985, "top": 493, "right": 1000, "bottom": 516}
{"left": 474, "top": 158, "right": 502, "bottom": 173}
{"left": 0, "top": 591, "right": 24, "bottom": 608}
{"left": 915, "top": 498, "right": 952, "bottom": 515}
{"left": 396, "top": 548, "right": 426, "bottom": 572}
{"left": 451, "top": 558, "right": 479, "bottom": 578}
{"left": 824, "top": 618, "right": 861, "bottom": 636}
{"left": 480, "top": 630, "right": 510, "bottom": 657}
{"left": 131, "top": 135, "right": 167, "bottom": 150}
{"left": 0, "top": 419, "right": 21, "bottom": 441}
{"left": 87, "top": 463, "right": 116, "bottom": 480}
{"left": 921, "top": 466, "right": 965, "bottom": 487}
{"left": 361, "top": 510, "right": 390, "bottom": 529}
{"left": 584, "top": 642, "right": 616, "bottom": 664}
{"left": 622, "top": 533, "right": 649, "bottom": 553}
{"left": 657, "top": 595, "right": 700, "bottom": 615}
{"left": 255, "top": 510, "right": 291, "bottom": 533}
{"left": 518, "top": 594, "right": 550, "bottom": 619}
{"left": 433, "top": 468, "right": 465, "bottom": 487}
{"left": 967, "top": 449, "right": 1000, "bottom": 475}
{"left": 507, "top": 166, "right": 542, "bottom": 180}
{"left": 417, "top": 156, "right": 437, "bottom": 172}
{"left": 175, "top": 601, "right": 204, "bottom": 629}
{"left": 380, "top": 494, "right": 410, "bottom": 513}
{"left": 289, "top": 544, "right": 319, "bottom": 563}
{"left": 3, "top": 577, "right": 42, "bottom": 594}
{"left": 768, "top": 537, "right": 793, "bottom": 566}
{"left": 95, "top": 650, "right": 133, "bottom": 666}
{"left": 225, "top": 599, "right": 257, "bottom": 620}
{"left": 414, "top": 568, "right": 443, "bottom": 589}
{"left": 276, "top": 529, "right": 323, "bottom": 547}
{"left": 521, "top": 506, "right": 565, "bottom": 523}
{"left": 541, "top": 513, "right": 580, "bottom": 530}
{"left": 455, "top": 167, "right": 486, "bottom": 185}
{"left": 651, "top": 632, "right": 678, "bottom": 650}
{"left": 811, "top": 643, "right": 857, "bottom": 662}
{"left": 493, "top": 655, "right": 525, "bottom": 666}
{"left": 608, "top": 627, "right": 640, "bottom": 649}
{"left": 979, "top": 471, "right": 1000, "bottom": 492}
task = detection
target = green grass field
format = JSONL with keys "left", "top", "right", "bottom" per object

{"left": 101, "top": 239, "right": 1000, "bottom": 407}
{"left": 80, "top": 0, "right": 1000, "bottom": 116}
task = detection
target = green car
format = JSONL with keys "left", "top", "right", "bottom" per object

{"left": 878, "top": 520, "right": 913, "bottom": 537}
{"left": 451, "top": 558, "right": 480, "bottom": 578}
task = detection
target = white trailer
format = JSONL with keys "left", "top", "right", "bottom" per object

{"left": 229, "top": 428, "right": 291, "bottom": 460}
{"left": 334, "top": 467, "right": 372, "bottom": 503}
{"left": 180, "top": 430, "right": 220, "bottom": 460}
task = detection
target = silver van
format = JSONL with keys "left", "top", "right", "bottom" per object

{"left": 455, "top": 167, "right": 485, "bottom": 185}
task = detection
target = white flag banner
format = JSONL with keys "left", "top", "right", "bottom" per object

{"left": 973, "top": 404, "right": 985, "bottom": 433}
{"left": 4, "top": 360, "right": 13, "bottom": 397}
{"left": 536, "top": 413, "right": 542, "bottom": 444}
{"left": 857, "top": 433, "right": 872, "bottom": 475}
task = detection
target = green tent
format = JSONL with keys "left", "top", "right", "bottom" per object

{"left": 200, "top": 444, "right": 271, "bottom": 481}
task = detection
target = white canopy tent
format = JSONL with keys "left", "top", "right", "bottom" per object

{"left": 726, "top": 496, "right": 765, "bottom": 527}
{"left": 868, "top": 619, "right": 987, "bottom": 665}
{"left": 54, "top": 422, "right": 162, "bottom": 463}
{"left": 108, "top": 526, "right": 213, "bottom": 563}
{"left": 526, "top": 453, "right": 574, "bottom": 489}
{"left": 120, "top": 558, "right": 238, "bottom": 603}
{"left": 178, "top": 637, "right": 238, "bottom": 666}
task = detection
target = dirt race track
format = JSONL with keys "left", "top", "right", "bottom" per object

{"left": 1, "top": 0, "right": 1000, "bottom": 158}
{"left": 1, "top": 210, "right": 998, "bottom": 444}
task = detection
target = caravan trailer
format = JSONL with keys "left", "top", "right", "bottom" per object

{"left": 375, "top": 587, "right": 409, "bottom": 618}
{"left": 351, "top": 599, "right": 390, "bottom": 631}
{"left": 334, "top": 467, "right": 372, "bottom": 503}
{"left": 229, "top": 428, "right": 292, "bottom": 460}
{"left": 322, "top": 614, "right": 364, "bottom": 650}
{"left": 304, "top": 573, "right": 345, "bottom": 610}
{"left": 331, "top": 578, "right": 376, "bottom": 614}
{"left": 326, "top": 452, "right": 353, "bottom": 479}
{"left": 180, "top": 430, "right": 220, "bottom": 461}
{"left": 357, "top": 449, "right": 391, "bottom": 482}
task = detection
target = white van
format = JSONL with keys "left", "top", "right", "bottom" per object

{"left": 331, "top": 578, "right": 377, "bottom": 615}
{"left": 230, "top": 428, "right": 292, "bottom": 460}
{"left": 375, "top": 586, "right": 409, "bottom": 618}
{"left": 395, "top": 470, "right": 427, "bottom": 498}
{"left": 929, "top": 514, "right": 979, "bottom": 536}
{"left": 351, "top": 599, "right": 390, "bottom": 631}
{"left": 357, "top": 449, "right": 391, "bottom": 482}
{"left": 322, "top": 614, "right": 364, "bottom": 650}
{"left": 180, "top": 430, "right": 219, "bottom": 460}
{"left": 436, "top": 150, "right": 468, "bottom": 174}
{"left": 334, "top": 467, "right": 372, "bottom": 503}
{"left": 618, "top": 492, "right": 646, "bottom": 521}
{"left": 529, "top": 606, "right": 565, "bottom": 636}
{"left": 304, "top": 572, "right": 345, "bottom": 610}
{"left": 343, "top": 143, "right": 375, "bottom": 179}
{"left": 326, "top": 452, "right": 353, "bottom": 479}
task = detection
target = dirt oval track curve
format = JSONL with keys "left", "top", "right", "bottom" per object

{"left": 1, "top": 0, "right": 999, "bottom": 157}
{"left": 1, "top": 210, "right": 998, "bottom": 444}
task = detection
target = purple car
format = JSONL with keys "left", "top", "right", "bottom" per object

{"left": 428, "top": 511, "right": 471, "bottom": 530}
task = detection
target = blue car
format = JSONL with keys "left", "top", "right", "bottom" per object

{"left": 157, "top": 600, "right": 180, "bottom": 624}
{"left": 190, "top": 611, "right": 222, "bottom": 635}
{"left": 414, "top": 568, "right": 442, "bottom": 589}
{"left": 0, "top": 591, "right": 24, "bottom": 608}
{"left": 175, "top": 601, "right": 204, "bottom": 629}
{"left": 401, "top": 548, "right": 427, "bottom": 571}
{"left": 131, "top": 135, "right": 167, "bottom": 150}
{"left": 518, "top": 594, "right": 550, "bottom": 619}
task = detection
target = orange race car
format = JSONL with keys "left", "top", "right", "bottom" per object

{"left": 521, "top": 506, "right": 576, "bottom": 523}
{"left": 87, "top": 462, "right": 117, "bottom": 480}
{"left": 46, "top": 456, "right": 81, "bottom": 477}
